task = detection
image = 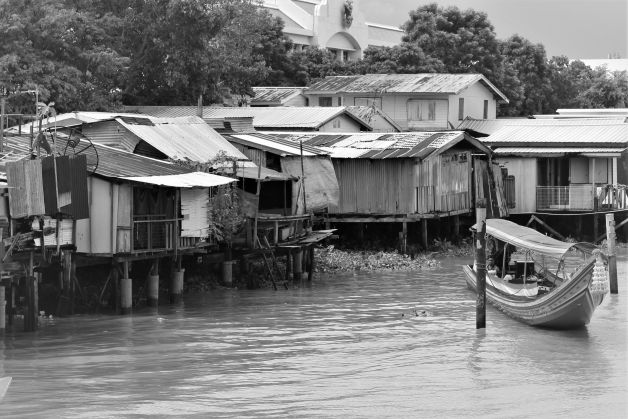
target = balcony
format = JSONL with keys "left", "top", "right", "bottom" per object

{"left": 536, "top": 185, "right": 628, "bottom": 211}
{"left": 132, "top": 215, "right": 204, "bottom": 253}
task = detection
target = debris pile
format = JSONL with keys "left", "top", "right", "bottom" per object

{"left": 314, "top": 246, "right": 439, "bottom": 273}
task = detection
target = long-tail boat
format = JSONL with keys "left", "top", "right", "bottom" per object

{"left": 463, "top": 219, "right": 609, "bottom": 329}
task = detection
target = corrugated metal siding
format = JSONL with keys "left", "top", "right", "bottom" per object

{"left": 333, "top": 159, "right": 414, "bottom": 214}
{"left": 82, "top": 120, "right": 123, "bottom": 148}
{"left": 306, "top": 74, "right": 507, "bottom": 101}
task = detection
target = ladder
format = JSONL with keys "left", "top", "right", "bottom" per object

{"left": 256, "top": 234, "right": 288, "bottom": 290}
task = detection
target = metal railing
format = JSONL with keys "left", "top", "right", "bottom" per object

{"left": 536, "top": 185, "right": 628, "bottom": 211}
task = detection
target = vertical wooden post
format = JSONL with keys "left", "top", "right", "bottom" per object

{"left": 453, "top": 215, "right": 460, "bottom": 241}
{"left": 421, "top": 218, "right": 428, "bottom": 249}
{"left": 285, "top": 250, "right": 292, "bottom": 283}
{"left": 293, "top": 249, "right": 303, "bottom": 281}
{"left": 0, "top": 285, "right": 5, "bottom": 334}
{"left": 70, "top": 257, "right": 77, "bottom": 315}
{"left": 402, "top": 221, "right": 408, "bottom": 254}
{"left": 147, "top": 259, "right": 159, "bottom": 307}
{"left": 476, "top": 221, "right": 487, "bottom": 329}
{"left": 606, "top": 213, "right": 618, "bottom": 294}
{"left": 307, "top": 245, "right": 315, "bottom": 281}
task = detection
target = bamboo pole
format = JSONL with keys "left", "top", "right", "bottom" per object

{"left": 606, "top": 213, "right": 618, "bottom": 294}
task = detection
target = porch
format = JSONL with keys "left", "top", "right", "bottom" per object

{"left": 536, "top": 184, "right": 628, "bottom": 211}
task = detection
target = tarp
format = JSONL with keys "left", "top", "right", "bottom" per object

{"left": 474, "top": 219, "right": 595, "bottom": 259}
{"left": 122, "top": 172, "right": 236, "bottom": 188}
{"left": 280, "top": 156, "right": 340, "bottom": 213}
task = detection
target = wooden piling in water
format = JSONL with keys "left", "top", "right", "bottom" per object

{"left": 307, "top": 245, "right": 315, "bottom": 282}
{"left": 475, "top": 201, "right": 487, "bottom": 329}
{"left": 147, "top": 260, "right": 159, "bottom": 307}
{"left": 293, "top": 249, "right": 303, "bottom": 281}
{"left": 0, "top": 286, "right": 5, "bottom": 334}
{"left": 606, "top": 213, "right": 618, "bottom": 294}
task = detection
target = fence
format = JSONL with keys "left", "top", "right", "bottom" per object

{"left": 536, "top": 185, "right": 628, "bottom": 211}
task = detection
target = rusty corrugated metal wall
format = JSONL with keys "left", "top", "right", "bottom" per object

{"left": 332, "top": 159, "right": 415, "bottom": 214}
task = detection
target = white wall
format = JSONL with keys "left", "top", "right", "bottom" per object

{"left": 319, "top": 115, "right": 361, "bottom": 132}
{"left": 449, "top": 83, "right": 497, "bottom": 125}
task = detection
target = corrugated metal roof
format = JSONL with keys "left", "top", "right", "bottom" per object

{"left": 223, "top": 133, "right": 328, "bottom": 157}
{"left": 493, "top": 147, "right": 627, "bottom": 156}
{"left": 458, "top": 117, "right": 628, "bottom": 135}
{"left": 124, "top": 105, "right": 372, "bottom": 130}
{"left": 115, "top": 115, "right": 249, "bottom": 162}
{"left": 270, "top": 130, "right": 487, "bottom": 159}
{"left": 122, "top": 172, "right": 236, "bottom": 188}
{"left": 251, "top": 87, "right": 304, "bottom": 105}
{"left": 7, "top": 111, "right": 150, "bottom": 132}
{"left": 203, "top": 106, "right": 371, "bottom": 129}
{"left": 483, "top": 123, "right": 628, "bottom": 147}
{"left": 306, "top": 73, "right": 508, "bottom": 102}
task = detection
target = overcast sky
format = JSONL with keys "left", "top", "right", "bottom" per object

{"left": 361, "top": 0, "right": 628, "bottom": 59}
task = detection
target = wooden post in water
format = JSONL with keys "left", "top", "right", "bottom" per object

{"left": 307, "top": 245, "right": 315, "bottom": 281}
{"left": 421, "top": 218, "right": 428, "bottom": 249}
{"left": 606, "top": 213, "right": 618, "bottom": 294}
{"left": 453, "top": 215, "right": 460, "bottom": 242}
{"left": 475, "top": 199, "right": 487, "bottom": 330}
{"left": 293, "top": 249, "right": 303, "bottom": 281}
{"left": 475, "top": 220, "right": 487, "bottom": 329}
{"left": 147, "top": 259, "right": 159, "bottom": 307}
{"left": 0, "top": 285, "right": 5, "bottom": 334}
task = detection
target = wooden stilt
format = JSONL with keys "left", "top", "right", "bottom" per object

{"left": 70, "top": 258, "right": 77, "bottom": 315}
{"left": 606, "top": 214, "right": 618, "bottom": 294}
{"left": 147, "top": 259, "right": 159, "bottom": 307}
{"left": 307, "top": 245, "right": 315, "bottom": 281}
{"left": 421, "top": 218, "right": 428, "bottom": 249}
{"left": 285, "top": 250, "right": 292, "bottom": 283}
{"left": 0, "top": 286, "right": 5, "bottom": 334}
{"left": 453, "top": 215, "right": 460, "bottom": 241}
{"left": 476, "top": 221, "right": 487, "bottom": 330}
{"left": 402, "top": 222, "right": 408, "bottom": 254}
{"left": 293, "top": 249, "right": 303, "bottom": 282}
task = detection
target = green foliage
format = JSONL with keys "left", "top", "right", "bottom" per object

{"left": 170, "top": 151, "right": 245, "bottom": 245}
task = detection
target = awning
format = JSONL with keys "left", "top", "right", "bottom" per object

{"left": 474, "top": 219, "right": 596, "bottom": 259}
{"left": 122, "top": 172, "right": 236, "bottom": 188}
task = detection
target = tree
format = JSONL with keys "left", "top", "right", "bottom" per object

{"left": 361, "top": 44, "right": 445, "bottom": 74}
{"left": 0, "top": 0, "right": 128, "bottom": 114}
{"left": 401, "top": 3, "right": 503, "bottom": 82}
{"left": 121, "top": 0, "right": 287, "bottom": 105}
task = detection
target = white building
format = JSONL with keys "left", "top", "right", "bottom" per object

{"left": 262, "top": 0, "right": 403, "bottom": 60}
{"left": 304, "top": 73, "right": 509, "bottom": 131}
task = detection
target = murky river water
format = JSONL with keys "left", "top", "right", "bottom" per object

{"left": 0, "top": 253, "right": 626, "bottom": 418}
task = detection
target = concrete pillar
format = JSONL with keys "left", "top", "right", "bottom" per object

{"left": 147, "top": 274, "right": 159, "bottom": 307}
{"left": 120, "top": 277, "right": 132, "bottom": 315}
{"left": 169, "top": 269, "right": 184, "bottom": 303}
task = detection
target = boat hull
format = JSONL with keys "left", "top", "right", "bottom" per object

{"left": 463, "top": 263, "right": 598, "bottom": 329}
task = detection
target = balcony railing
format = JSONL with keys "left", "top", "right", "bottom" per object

{"left": 132, "top": 215, "right": 203, "bottom": 253}
{"left": 536, "top": 185, "right": 628, "bottom": 211}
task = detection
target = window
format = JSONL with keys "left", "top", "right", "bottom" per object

{"left": 428, "top": 102, "right": 436, "bottom": 120}
{"left": 332, "top": 119, "right": 341, "bottom": 128}
{"left": 337, "top": 97, "right": 342, "bottom": 106}
{"left": 458, "top": 98, "right": 464, "bottom": 120}
{"left": 319, "top": 97, "right": 332, "bottom": 107}
{"left": 483, "top": 100, "right": 489, "bottom": 119}
{"left": 504, "top": 175, "right": 516, "bottom": 208}
{"left": 354, "top": 97, "right": 382, "bottom": 108}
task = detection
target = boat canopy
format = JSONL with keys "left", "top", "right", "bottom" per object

{"left": 473, "top": 219, "right": 597, "bottom": 259}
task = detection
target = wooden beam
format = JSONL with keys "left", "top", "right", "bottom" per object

{"left": 531, "top": 215, "right": 566, "bottom": 241}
